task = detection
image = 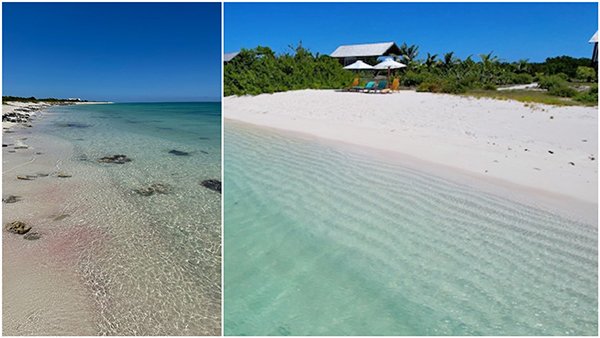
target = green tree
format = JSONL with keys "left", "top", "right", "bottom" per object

{"left": 576, "top": 66, "right": 597, "bottom": 82}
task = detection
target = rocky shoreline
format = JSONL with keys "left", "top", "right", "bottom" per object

{"left": 3, "top": 100, "right": 113, "bottom": 131}
{"left": 2, "top": 101, "right": 54, "bottom": 129}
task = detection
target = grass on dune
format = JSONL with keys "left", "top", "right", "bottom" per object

{"left": 461, "top": 89, "right": 597, "bottom": 107}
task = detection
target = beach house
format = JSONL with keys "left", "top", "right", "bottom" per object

{"left": 224, "top": 52, "right": 240, "bottom": 63}
{"left": 330, "top": 42, "right": 401, "bottom": 66}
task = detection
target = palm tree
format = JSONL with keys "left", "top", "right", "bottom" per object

{"left": 425, "top": 53, "right": 439, "bottom": 69}
{"left": 398, "top": 42, "right": 419, "bottom": 64}
{"left": 513, "top": 59, "right": 530, "bottom": 73}
{"left": 479, "top": 52, "right": 499, "bottom": 67}
{"left": 442, "top": 52, "right": 457, "bottom": 68}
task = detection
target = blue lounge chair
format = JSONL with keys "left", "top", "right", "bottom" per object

{"left": 372, "top": 80, "right": 388, "bottom": 93}
{"left": 355, "top": 81, "right": 376, "bottom": 92}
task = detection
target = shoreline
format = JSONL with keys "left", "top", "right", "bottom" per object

{"left": 3, "top": 101, "right": 222, "bottom": 335}
{"left": 2, "top": 101, "right": 113, "bottom": 131}
{"left": 224, "top": 89, "right": 598, "bottom": 222}
{"left": 2, "top": 105, "right": 98, "bottom": 335}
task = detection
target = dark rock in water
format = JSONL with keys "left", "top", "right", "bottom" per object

{"left": 201, "top": 179, "right": 221, "bottom": 193}
{"left": 53, "top": 214, "right": 70, "bottom": 221}
{"left": 168, "top": 149, "right": 191, "bottom": 156}
{"left": 23, "top": 232, "right": 41, "bottom": 240}
{"left": 16, "top": 175, "right": 35, "bottom": 180}
{"left": 2, "top": 144, "right": 7, "bottom": 147}
{"left": 56, "top": 122, "right": 91, "bottom": 129}
{"left": 8, "top": 150, "right": 16, "bottom": 153}
{"left": 278, "top": 326, "right": 292, "bottom": 336}
{"left": 98, "top": 154, "right": 132, "bottom": 164}
{"left": 35, "top": 152, "right": 43, "bottom": 155}
{"left": 5, "top": 221, "right": 31, "bottom": 235}
{"left": 36, "top": 173, "right": 50, "bottom": 177}
{"left": 56, "top": 172, "right": 72, "bottom": 178}
{"left": 198, "top": 137, "right": 210, "bottom": 140}
{"left": 134, "top": 183, "right": 171, "bottom": 196}
{"left": 200, "top": 150, "right": 209, "bottom": 154}
{"left": 2, "top": 195, "right": 21, "bottom": 203}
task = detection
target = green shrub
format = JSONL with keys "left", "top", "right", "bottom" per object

{"left": 510, "top": 73, "right": 534, "bottom": 84}
{"left": 402, "top": 70, "right": 431, "bottom": 87}
{"left": 224, "top": 45, "right": 354, "bottom": 96}
{"left": 482, "top": 83, "right": 497, "bottom": 90}
{"left": 416, "top": 81, "right": 443, "bottom": 93}
{"left": 574, "top": 84, "right": 598, "bottom": 104}
{"left": 548, "top": 83, "right": 577, "bottom": 97}
{"left": 556, "top": 73, "right": 569, "bottom": 81}
{"left": 416, "top": 78, "right": 466, "bottom": 94}
{"left": 576, "top": 66, "right": 597, "bottom": 82}
{"left": 538, "top": 74, "right": 568, "bottom": 90}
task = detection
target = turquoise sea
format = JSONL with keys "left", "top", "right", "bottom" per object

{"left": 26, "top": 102, "right": 221, "bottom": 335}
{"left": 224, "top": 121, "right": 598, "bottom": 336}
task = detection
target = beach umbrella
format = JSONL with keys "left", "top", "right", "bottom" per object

{"left": 344, "top": 60, "right": 375, "bottom": 88}
{"left": 374, "top": 59, "right": 407, "bottom": 86}
{"left": 343, "top": 60, "right": 374, "bottom": 70}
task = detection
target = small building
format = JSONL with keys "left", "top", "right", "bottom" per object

{"left": 590, "top": 31, "right": 598, "bottom": 67}
{"left": 330, "top": 42, "right": 401, "bottom": 66}
{"left": 224, "top": 52, "right": 240, "bottom": 63}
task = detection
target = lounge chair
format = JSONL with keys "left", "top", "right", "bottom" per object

{"left": 391, "top": 78, "right": 400, "bottom": 91}
{"left": 355, "top": 81, "right": 376, "bottom": 92}
{"left": 371, "top": 80, "right": 387, "bottom": 93}
{"left": 345, "top": 77, "right": 360, "bottom": 91}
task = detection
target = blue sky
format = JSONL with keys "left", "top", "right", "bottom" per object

{"left": 3, "top": 3, "right": 221, "bottom": 102}
{"left": 225, "top": 2, "right": 598, "bottom": 63}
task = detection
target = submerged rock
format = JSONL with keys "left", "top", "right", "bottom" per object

{"left": 134, "top": 183, "right": 171, "bottom": 196}
{"left": 98, "top": 154, "right": 132, "bottom": 164}
{"left": 53, "top": 214, "right": 70, "bottom": 221}
{"left": 56, "top": 172, "right": 72, "bottom": 178}
{"left": 16, "top": 175, "right": 35, "bottom": 180}
{"left": 23, "top": 232, "right": 41, "bottom": 240}
{"left": 201, "top": 179, "right": 221, "bottom": 193}
{"left": 2, "top": 195, "right": 21, "bottom": 203}
{"left": 55, "top": 122, "right": 91, "bottom": 129}
{"left": 5, "top": 221, "right": 31, "bottom": 235}
{"left": 168, "top": 149, "right": 191, "bottom": 156}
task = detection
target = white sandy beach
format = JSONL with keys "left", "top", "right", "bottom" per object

{"left": 225, "top": 89, "right": 598, "bottom": 218}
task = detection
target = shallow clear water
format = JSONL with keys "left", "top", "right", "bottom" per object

{"left": 224, "top": 121, "right": 598, "bottom": 336}
{"left": 13, "top": 103, "right": 222, "bottom": 335}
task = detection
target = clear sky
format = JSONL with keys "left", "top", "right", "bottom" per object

{"left": 225, "top": 2, "right": 598, "bottom": 63}
{"left": 3, "top": 3, "right": 221, "bottom": 102}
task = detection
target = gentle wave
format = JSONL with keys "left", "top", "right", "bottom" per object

{"left": 224, "top": 121, "right": 597, "bottom": 336}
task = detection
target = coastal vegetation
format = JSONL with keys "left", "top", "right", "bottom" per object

{"left": 224, "top": 44, "right": 597, "bottom": 106}
{"left": 224, "top": 45, "right": 353, "bottom": 96}
{"left": 2, "top": 96, "right": 86, "bottom": 104}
